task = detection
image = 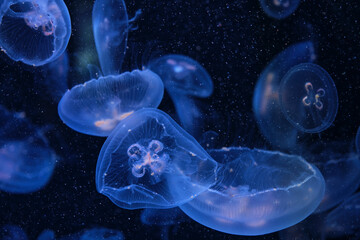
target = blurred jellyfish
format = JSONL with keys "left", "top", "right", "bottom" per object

{"left": 324, "top": 192, "right": 360, "bottom": 239}
{"left": 279, "top": 63, "right": 338, "bottom": 133}
{"left": 96, "top": 108, "right": 218, "bottom": 209}
{"left": 58, "top": 69, "right": 164, "bottom": 136}
{"left": 179, "top": 147, "right": 325, "bottom": 236}
{"left": 148, "top": 54, "right": 213, "bottom": 138}
{"left": 92, "top": 0, "right": 141, "bottom": 75}
{"left": 253, "top": 41, "right": 316, "bottom": 150}
{"left": 0, "top": 105, "right": 56, "bottom": 193}
{"left": 298, "top": 141, "right": 360, "bottom": 213}
{"left": 80, "top": 228, "right": 124, "bottom": 240}
{"left": 37, "top": 229, "right": 55, "bottom": 240}
{"left": 0, "top": 0, "right": 71, "bottom": 66}
{"left": 141, "top": 208, "right": 188, "bottom": 240}
{"left": 40, "top": 51, "right": 69, "bottom": 102}
{"left": 0, "top": 225, "right": 28, "bottom": 240}
{"left": 259, "top": 0, "right": 300, "bottom": 19}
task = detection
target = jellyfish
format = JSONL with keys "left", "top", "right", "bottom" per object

{"left": 0, "top": 0, "right": 71, "bottom": 66}
{"left": 259, "top": 0, "right": 300, "bottom": 19}
{"left": 279, "top": 63, "right": 338, "bottom": 133}
{"left": 298, "top": 141, "right": 360, "bottom": 213}
{"left": 96, "top": 108, "right": 218, "bottom": 209}
{"left": 141, "top": 208, "right": 188, "bottom": 240}
{"left": 0, "top": 225, "right": 28, "bottom": 240}
{"left": 148, "top": 54, "right": 213, "bottom": 138}
{"left": 0, "top": 105, "right": 56, "bottom": 193}
{"left": 179, "top": 147, "right": 325, "bottom": 236}
{"left": 40, "top": 50, "right": 69, "bottom": 102}
{"left": 92, "top": 0, "right": 141, "bottom": 75}
{"left": 37, "top": 230, "right": 55, "bottom": 240}
{"left": 79, "top": 228, "right": 124, "bottom": 240}
{"left": 253, "top": 41, "right": 316, "bottom": 150}
{"left": 324, "top": 192, "right": 360, "bottom": 239}
{"left": 58, "top": 69, "right": 164, "bottom": 136}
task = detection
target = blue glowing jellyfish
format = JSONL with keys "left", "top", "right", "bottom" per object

{"left": 0, "top": 225, "right": 27, "bottom": 240}
{"left": 324, "top": 192, "right": 360, "bottom": 239}
{"left": 301, "top": 141, "right": 360, "bottom": 213}
{"left": 0, "top": 105, "right": 56, "bottom": 193}
{"left": 279, "top": 63, "right": 338, "bottom": 133}
{"left": 80, "top": 228, "right": 123, "bottom": 240}
{"left": 148, "top": 54, "right": 213, "bottom": 137}
{"left": 37, "top": 230, "right": 55, "bottom": 240}
{"left": 179, "top": 147, "right": 325, "bottom": 236}
{"left": 58, "top": 69, "right": 164, "bottom": 137}
{"left": 96, "top": 108, "right": 218, "bottom": 209}
{"left": 259, "top": 0, "right": 300, "bottom": 19}
{"left": 40, "top": 51, "right": 69, "bottom": 102}
{"left": 253, "top": 41, "right": 316, "bottom": 150}
{"left": 92, "top": 0, "right": 140, "bottom": 75}
{"left": 0, "top": 0, "right": 71, "bottom": 66}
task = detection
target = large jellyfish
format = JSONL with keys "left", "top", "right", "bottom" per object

{"left": 0, "top": 105, "right": 56, "bottom": 193}
{"left": 148, "top": 54, "right": 213, "bottom": 138}
{"left": 179, "top": 147, "right": 325, "bottom": 236}
{"left": 279, "top": 63, "right": 338, "bottom": 133}
{"left": 58, "top": 69, "right": 164, "bottom": 136}
{"left": 253, "top": 41, "right": 316, "bottom": 150}
{"left": 96, "top": 108, "right": 218, "bottom": 209}
{"left": 259, "top": 0, "right": 300, "bottom": 19}
{"left": 0, "top": 0, "right": 71, "bottom": 66}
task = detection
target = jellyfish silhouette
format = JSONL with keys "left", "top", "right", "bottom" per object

{"left": 58, "top": 69, "right": 164, "bottom": 136}
{"left": 279, "top": 63, "right": 338, "bottom": 133}
{"left": 259, "top": 0, "right": 300, "bottom": 19}
{"left": 324, "top": 192, "right": 360, "bottom": 239}
{"left": 37, "top": 230, "right": 55, "bottom": 240}
{"left": 0, "top": 105, "right": 56, "bottom": 193}
{"left": 96, "top": 108, "right": 218, "bottom": 209}
{"left": 0, "top": 0, "right": 71, "bottom": 66}
{"left": 253, "top": 41, "right": 316, "bottom": 150}
{"left": 298, "top": 141, "right": 360, "bottom": 213}
{"left": 179, "top": 147, "right": 325, "bottom": 236}
{"left": 0, "top": 225, "right": 28, "bottom": 240}
{"left": 148, "top": 54, "right": 213, "bottom": 138}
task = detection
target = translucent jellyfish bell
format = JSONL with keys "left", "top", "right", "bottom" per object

{"left": 179, "top": 147, "right": 325, "bottom": 236}
{"left": 0, "top": 0, "right": 71, "bottom": 66}
{"left": 0, "top": 105, "right": 56, "bottom": 194}
{"left": 58, "top": 69, "right": 164, "bottom": 137}
{"left": 324, "top": 192, "right": 360, "bottom": 239}
{"left": 148, "top": 54, "right": 213, "bottom": 137}
{"left": 279, "top": 63, "right": 338, "bottom": 133}
{"left": 259, "top": 0, "right": 300, "bottom": 19}
{"left": 253, "top": 41, "right": 316, "bottom": 150}
{"left": 96, "top": 108, "right": 218, "bottom": 209}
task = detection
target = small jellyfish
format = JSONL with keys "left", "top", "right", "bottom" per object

{"left": 80, "top": 227, "right": 124, "bottom": 240}
{"left": 324, "top": 192, "right": 360, "bottom": 239}
{"left": 0, "top": 105, "right": 56, "bottom": 193}
{"left": 253, "top": 41, "right": 316, "bottom": 150}
{"left": 179, "top": 147, "right": 325, "bottom": 236}
{"left": 37, "top": 230, "right": 55, "bottom": 240}
{"left": 0, "top": 0, "right": 71, "bottom": 66}
{"left": 96, "top": 108, "right": 218, "bottom": 209}
{"left": 58, "top": 69, "right": 164, "bottom": 136}
{"left": 0, "top": 225, "right": 28, "bottom": 240}
{"left": 259, "top": 0, "right": 300, "bottom": 19}
{"left": 279, "top": 63, "right": 338, "bottom": 133}
{"left": 148, "top": 54, "right": 213, "bottom": 138}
